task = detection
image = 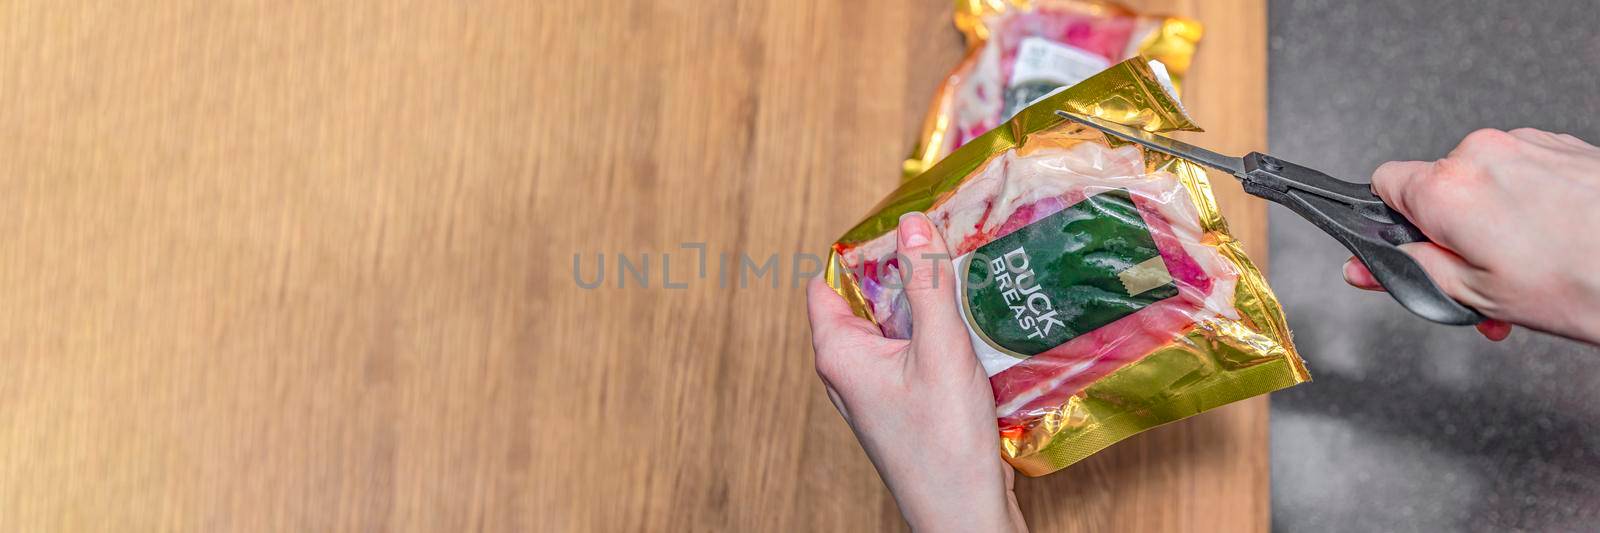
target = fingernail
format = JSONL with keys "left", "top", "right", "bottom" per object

{"left": 898, "top": 212, "right": 931, "bottom": 248}
{"left": 1341, "top": 258, "right": 1371, "bottom": 287}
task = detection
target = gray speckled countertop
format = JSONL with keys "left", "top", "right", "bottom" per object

{"left": 1267, "top": 0, "right": 1600, "bottom": 530}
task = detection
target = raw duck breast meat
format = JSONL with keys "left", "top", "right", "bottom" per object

{"left": 950, "top": 7, "right": 1143, "bottom": 149}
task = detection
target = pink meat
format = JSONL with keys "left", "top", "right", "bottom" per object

{"left": 995, "top": 296, "right": 1203, "bottom": 428}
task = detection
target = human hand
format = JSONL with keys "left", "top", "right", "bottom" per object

{"left": 1344, "top": 128, "right": 1600, "bottom": 345}
{"left": 806, "top": 212, "right": 1027, "bottom": 533}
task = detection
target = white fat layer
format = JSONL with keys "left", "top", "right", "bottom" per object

{"left": 952, "top": 41, "right": 1005, "bottom": 142}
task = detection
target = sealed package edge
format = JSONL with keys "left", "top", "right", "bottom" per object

{"left": 904, "top": 0, "right": 1203, "bottom": 178}
{"left": 828, "top": 58, "right": 1309, "bottom": 476}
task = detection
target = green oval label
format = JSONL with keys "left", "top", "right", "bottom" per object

{"left": 961, "top": 189, "right": 1179, "bottom": 357}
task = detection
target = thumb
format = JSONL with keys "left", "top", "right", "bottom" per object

{"left": 895, "top": 212, "right": 971, "bottom": 355}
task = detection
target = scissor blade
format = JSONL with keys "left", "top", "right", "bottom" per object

{"left": 1055, "top": 111, "right": 1246, "bottom": 177}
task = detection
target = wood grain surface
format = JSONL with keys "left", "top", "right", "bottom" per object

{"left": 0, "top": 0, "right": 1269, "bottom": 530}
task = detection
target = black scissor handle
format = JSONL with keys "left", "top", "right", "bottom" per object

{"left": 1239, "top": 153, "right": 1485, "bottom": 326}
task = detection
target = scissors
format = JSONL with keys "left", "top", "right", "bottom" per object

{"left": 1057, "top": 111, "right": 1483, "bottom": 326}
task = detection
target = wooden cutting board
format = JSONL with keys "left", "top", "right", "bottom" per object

{"left": 0, "top": 0, "right": 1269, "bottom": 530}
